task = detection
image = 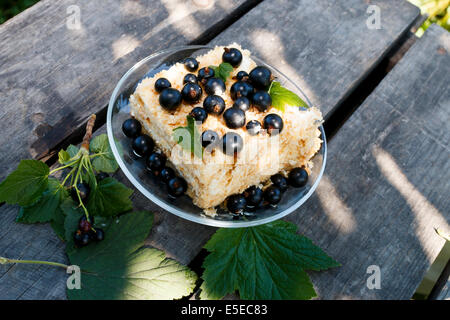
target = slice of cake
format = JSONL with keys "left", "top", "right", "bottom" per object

{"left": 129, "top": 44, "right": 323, "bottom": 212}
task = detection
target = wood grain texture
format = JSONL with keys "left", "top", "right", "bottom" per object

{"left": 0, "top": 0, "right": 255, "bottom": 300}
{"left": 0, "top": 0, "right": 426, "bottom": 300}
{"left": 211, "top": 0, "right": 420, "bottom": 118}
{"left": 0, "top": 0, "right": 259, "bottom": 180}
{"left": 285, "top": 24, "right": 450, "bottom": 299}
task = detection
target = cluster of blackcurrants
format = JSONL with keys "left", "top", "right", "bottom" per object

{"left": 73, "top": 216, "right": 105, "bottom": 247}
{"left": 226, "top": 167, "right": 309, "bottom": 215}
{"left": 71, "top": 172, "right": 109, "bottom": 247}
{"left": 122, "top": 118, "right": 188, "bottom": 197}
{"left": 154, "top": 47, "right": 284, "bottom": 156}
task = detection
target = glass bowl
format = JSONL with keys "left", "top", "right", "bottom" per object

{"left": 107, "top": 45, "right": 326, "bottom": 228}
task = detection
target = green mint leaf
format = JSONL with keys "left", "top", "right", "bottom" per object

{"left": 17, "top": 178, "right": 68, "bottom": 224}
{"left": 86, "top": 177, "right": 133, "bottom": 217}
{"left": 67, "top": 211, "right": 197, "bottom": 300}
{"left": 173, "top": 116, "right": 203, "bottom": 158}
{"left": 200, "top": 220, "right": 339, "bottom": 300}
{"left": 0, "top": 160, "right": 49, "bottom": 206}
{"left": 209, "top": 62, "right": 233, "bottom": 83}
{"left": 269, "top": 81, "right": 308, "bottom": 112}
{"left": 89, "top": 134, "right": 119, "bottom": 173}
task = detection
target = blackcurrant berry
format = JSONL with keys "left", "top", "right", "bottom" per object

{"left": 78, "top": 216, "right": 92, "bottom": 233}
{"left": 181, "top": 83, "right": 202, "bottom": 104}
{"left": 159, "top": 88, "right": 182, "bottom": 111}
{"left": 246, "top": 120, "right": 261, "bottom": 136}
{"left": 203, "top": 95, "right": 225, "bottom": 115}
{"left": 122, "top": 118, "right": 141, "bottom": 138}
{"left": 222, "top": 48, "right": 243, "bottom": 67}
{"left": 263, "top": 114, "right": 284, "bottom": 136}
{"left": 184, "top": 57, "right": 199, "bottom": 72}
{"left": 249, "top": 66, "right": 273, "bottom": 90}
{"left": 222, "top": 132, "right": 244, "bottom": 156}
{"left": 71, "top": 183, "right": 90, "bottom": 204}
{"left": 230, "top": 81, "right": 254, "bottom": 100}
{"left": 263, "top": 185, "right": 282, "bottom": 205}
{"left": 146, "top": 152, "right": 167, "bottom": 172}
{"left": 89, "top": 228, "right": 105, "bottom": 242}
{"left": 132, "top": 134, "right": 155, "bottom": 157}
{"left": 201, "top": 130, "right": 220, "bottom": 149}
{"left": 205, "top": 77, "right": 226, "bottom": 95}
{"left": 252, "top": 91, "right": 272, "bottom": 112}
{"left": 235, "top": 71, "right": 249, "bottom": 81}
{"left": 189, "top": 107, "right": 208, "bottom": 123}
{"left": 96, "top": 172, "right": 109, "bottom": 182}
{"left": 233, "top": 97, "right": 250, "bottom": 112}
{"left": 183, "top": 73, "right": 198, "bottom": 84}
{"left": 154, "top": 78, "right": 171, "bottom": 93}
{"left": 198, "top": 67, "right": 215, "bottom": 84}
{"left": 223, "top": 107, "right": 246, "bottom": 129}
{"left": 271, "top": 174, "right": 288, "bottom": 192}
{"left": 74, "top": 230, "right": 90, "bottom": 247}
{"left": 226, "top": 194, "right": 246, "bottom": 214}
{"left": 288, "top": 167, "right": 308, "bottom": 188}
{"left": 243, "top": 186, "right": 263, "bottom": 207}
{"left": 167, "top": 177, "right": 187, "bottom": 197}
{"left": 160, "top": 167, "right": 175, "bottom": 184}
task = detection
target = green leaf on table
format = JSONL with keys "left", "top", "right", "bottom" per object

{"left": 67, "top": 211, "right": 198, "bottom": 300}
{"left": 89, "top": 134, "right": 119, "bottom": 173}
{"left": 86, "top": 177, "right": 133, "bottom": 217}
{"left": 50, "top": 207, "right": 67, "bottom": 241}
{"left": 269, "top": 81, "right": 309, "bottom": 112}
{"left": 209, "top": 62, "right": 233, "bottom": 83}
{"left": 172, "top": 116, "right": 203, "bottom": 158}
{"left": 17, "top": 178, "right": 68, "bottom": 224}
{"left": 200, "top": 220, "right": 339, "bottom": 300}
{"left": 0, "top": 160, "right": 49, "bottom": 206}
{"left": 61, "top": 198, "right": 84, "bottom": 253}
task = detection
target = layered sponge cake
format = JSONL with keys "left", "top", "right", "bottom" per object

{"left": 129, "top": 44, "right": 322, "bottom": 211}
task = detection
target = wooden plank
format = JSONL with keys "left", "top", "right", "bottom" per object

{"left": 285, "top": 24, "right": 450, "bottom": 299}
{"left": 0, "top": 0, "right": 422, "bottom": 299}
{"left": 211, "top": 0, "right": 420, "bottom": 117}
{"left": 0, "top": 0, "right": 260, "bottom": 180}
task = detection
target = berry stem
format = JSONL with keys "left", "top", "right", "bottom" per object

{"left": 48, "top": 160, "right": 78, "bottom": 176}
{"left": 0, "top": 256, "right": 69, "bottom": 269}
{"left": 80, "top": 114, "right": 96, "bottom": 153}
{"left": 61, "top": 165, "right": 77, "bottom": 187}
{"left": 72, "top": 156, "right": 90, "bottom": 220}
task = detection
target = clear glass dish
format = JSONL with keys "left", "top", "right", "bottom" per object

{"left": 107, "top": 45, "right": 326, "bottom": 228}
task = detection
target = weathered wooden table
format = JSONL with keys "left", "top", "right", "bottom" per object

{"left": 0, "top": 0, "right": 449, "bottom": 300}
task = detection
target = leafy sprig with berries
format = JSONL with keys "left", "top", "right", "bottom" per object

{"left": 0, "top": 115, "right": 197, "bottom": 300}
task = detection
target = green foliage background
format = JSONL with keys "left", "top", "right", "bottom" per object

{"left": 0, "top": 0, "right": 40, "bottom": 24}
{"left": 408, "top": 0, "right": 449, "bottom": 35}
